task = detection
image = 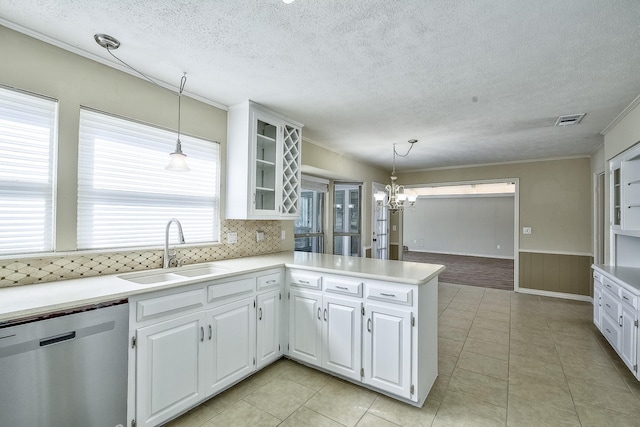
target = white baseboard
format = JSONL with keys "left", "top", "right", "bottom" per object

{"left": 405, "top": 249, "right": 514, "bottom": 260}
{"left": 516, "top": 287, "right": 592, "bottom": 303}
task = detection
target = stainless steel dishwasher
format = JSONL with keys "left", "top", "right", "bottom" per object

{"left": 0, "top": 300, "right": 128, "bottom": 427}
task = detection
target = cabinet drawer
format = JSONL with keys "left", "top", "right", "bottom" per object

{"left": 324, "top": 277, "right": 363, "bottom": 297}
{"left": 593, "top": 271, "right": 603, "bottom": 285}
{"left": 289, "top": 271, "right": 322, "bottom": 289}
{"left": 137, "top": 289, "right": 204, "bottom": 322}
{"left": 366, "top": 285, "right": 413, "bottom": 306}
{"left": 208, "top": 277, "right": 255, "bottom": 302}
{"left": 257, "top": 271, "right": 282, "bottom": 291}
{"left": 601, "top": 313, "right": 621, "bottom": 349}
{"left": 619, "top": 287, "right": 638, "bottom": 309}
{"left": 602, "top": 277, "right": 620, "bottom": 294}
{"left": 602, "top": 290, "right": 621, "bottom": 320}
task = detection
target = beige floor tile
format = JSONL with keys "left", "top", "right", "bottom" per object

{"left": 438, "top": 353, "right": 458, "bottom": 376}
{"left": 203, "top": 400, "right": 280, "bottom": 427}
{"left": 463, "top": 337, "right": 509, "bottom": 361}
{"left": 204, "top": 372, "right": 272, "bottom": 412}
{"left": 439, "top": 336, "right": 464, "bottom": 357}
{"left": 244, "top": 377, "right": 316, "bottom": 420}
{"left": 438, "top": 324, "right": 469, "bottom": 342}
{"left": 556, "top": 344, "right": 614, "bottom": 368}
{"left": 426, "top": 373, "right": 450, "bottom": 402}
{"left": 439, "top": 314, "right": 473, "bottom": 330}
{"left": 279, "top": 360, "right": 332, "bottom": 391}
{"left": 575, "top": 402, "right": 640, "bottom": 427}
{"left": 468, "top": 324, "right": 509, "bottom": 346}
{"left": 355, "top": 413, "right": 400, "bottom": 427}
{"left": 477, "top": 302, "right": 511, "bottom": 314}
{"left": 163, "top": 402, "right": 220, "bottom": 427}
{"left": 456, "top": 350, "right": 508, "bottom": 380}
{"left": 508, "top": 353, "right": 566, "bottom": 385}
{"left": 509, "top": 339, "right": 560, "bottom": 364}
{"left": 446, "top": 301, "right": 480, "bottom": 312}
{"left": 507, "top": 397, "right": 580, "bottom": 427}
{"left": 508, "top": 373, "right": 574, "bottom": 413}
{"left": 368, "top": 394, "right": 439, "bottom": 426}
{"left": 561, "top": 357, "right": 629, "bottom": 390}
{"left": 304, "top": 379, "right": 377, "bottom": 427}
{"left": 567, "top": 376, "right": 640, "bottom": 417}
{"left": 441, "top": 306, "right": 478, "bottom": 320}
{"left": 551, "top": 330, "right": 605, "bottom": 351}
{"left": 475, "top": 309, "right": 510, "bottom": 323}
{"left": 510, "top": 326, "right": 555, "bottom": 348}
{"left": 472, "top": 316, "right": 510, "bottom": 333}
{"left": 509, "top": 313, "right": 549, "bottom": 330}
{"left": 447, "top": 367, "right": 508, "bottom": 407}
{"left": 432, "top": 390, "right": 507, "bottom": 427}
{"left": 279, "top": 406, "right": 343, "bottom": 427}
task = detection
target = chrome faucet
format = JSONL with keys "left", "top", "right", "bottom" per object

{"left": 164, "top": 218, "right": 185, "bottom": 268}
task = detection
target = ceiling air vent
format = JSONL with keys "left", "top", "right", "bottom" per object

{"left": 555, "top": 113, "right": 585, "bottom": 126}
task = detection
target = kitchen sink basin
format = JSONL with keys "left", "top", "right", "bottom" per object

{"left": 119, "top": 271, "right": 182, "bottom": 285}
{"left": 174, "top": 265, "right": 230, "bottom": 278}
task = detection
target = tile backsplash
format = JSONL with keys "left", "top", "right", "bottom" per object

{"left": 0, "top": 220, "right": 287, "bottom": 288}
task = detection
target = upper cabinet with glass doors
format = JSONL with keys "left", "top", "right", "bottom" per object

{"left": 226, "top": 101, "right": 303, "bottom": 220}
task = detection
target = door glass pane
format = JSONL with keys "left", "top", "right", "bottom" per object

{"left": 334, "top": 183, "right": 361, "bottom": 257}
{"left": 255, "top": 119, "right": 277, "bottom": 210}
{"left": 294, "top": 189, "right": 324, "bottom": 252}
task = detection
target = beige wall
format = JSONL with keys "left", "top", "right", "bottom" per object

{"left": 301, "top": 141, "right": 388, "bottom": 253}
{"left": 0, "top": 24, "right": 295, "bottom": 259}
{"left": 398, "top": 158, "right": 592, "bottom": 255}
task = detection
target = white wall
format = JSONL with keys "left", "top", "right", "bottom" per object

{"left": 403, "top": 195, "right": 515, "bottom": 258}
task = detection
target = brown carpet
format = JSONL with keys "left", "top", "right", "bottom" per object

{"left": 402, "top": 251, "right": 514, "bottom": 290}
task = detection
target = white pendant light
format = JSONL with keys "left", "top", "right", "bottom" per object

{"left": 165, "top": 74, "right": 190, "bottom": 172}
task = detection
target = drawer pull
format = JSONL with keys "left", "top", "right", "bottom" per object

{"left": 605, "top": 303, "right": 611, "bottom": 309}
{"left": 606, "top": 284, "right": 612, "bottom": 289}
{"left": 623, "top": 296, "right": 630, "bottom": 301}
{"left": 266, "top": 279, "right": 277, "bottom": 284}
{"left": 606, "top": 328, "right": 612, "bottom": 334}
{"left": 335, "top": 285, "right": 349, "bottom": 290}
{"left": 299, "top": 280, "right": 310, "bottom": 284}
{"left": 380, "top": 293, "right": 396, "bottom": 297}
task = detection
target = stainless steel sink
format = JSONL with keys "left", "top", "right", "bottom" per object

{"left": 174, "top": 265, "right": 230, "bottom": 278}
{"left": 119, "top": 271, "right": 182, "bottom": 285}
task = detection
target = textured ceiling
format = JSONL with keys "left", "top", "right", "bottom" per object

{"left": 2, "top": 0, "right": 640, "bottom": 171}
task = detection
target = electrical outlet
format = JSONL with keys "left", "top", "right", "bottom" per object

{"left": 392, "top": 225, "right": 397, "bottom": 231}
{"left": 227, "top": 232, "right": 237, "bottom": 244}
{"left": 280, "top": 230, "right": 286, "bottom": 240}
{"left": 256, "top": 231, "right": 264, "bottom": 242}
{"left": 523, "top": 227, "right": 532, "bottom": 235}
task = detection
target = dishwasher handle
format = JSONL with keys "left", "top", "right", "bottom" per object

{"left": 40, "top": 331, "right": 76, "bottom": 347}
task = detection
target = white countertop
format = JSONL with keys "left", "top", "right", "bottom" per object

{"left": 593, "top": 264, "right": 640, "bottom": 292}
{"left": 0, "top": 252, "right": 445, "bottom": 323}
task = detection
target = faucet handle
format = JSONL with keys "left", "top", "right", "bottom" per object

{"left": 177, "top": 258, "right": 189, "bottom": 267}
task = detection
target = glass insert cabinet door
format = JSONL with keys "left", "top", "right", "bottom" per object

{"left": 334, "top": 183, "right": 362, "bottom": 256}
{"left": 254, "top": 118, "right": 277, "bottom": 211}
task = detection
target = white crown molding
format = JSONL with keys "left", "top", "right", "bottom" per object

{"left": 601, "top": 92, "right": 640, "bottom": 136}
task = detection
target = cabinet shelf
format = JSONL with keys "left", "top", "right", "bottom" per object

{"left": 256, "top": 159, "right": 276, "bottom": 167}
{"left": 257, "top": 133, "right": 276, "bottom": 143}
{"left": 256, "top": 186, "right": 275, "bottom": 192}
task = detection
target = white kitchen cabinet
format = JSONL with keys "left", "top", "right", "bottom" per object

{"left": 257, "top": 289, "right": 281, "bottom": 369}
{"left": 363, "top": 302, "right": 412, "bottom": 399}
{"left": 288, "top": 288, "right": 323, "bottom": 367}
{"left": 620, "top": 304, "right": 637, "bottom": 372}
{"left": 136, "top": 312, "right": 205, "bottom": 427}
{"left": 226, "top": 100, "right": 303, "bottom": 220}
{"left": 205, "top": 296, "right": 256, "bottom": 395}
{"left": 323, "top": 294, "right": 362, "bottom": 381}
{"left": 593, "top": 272, "right": 603, "bottom": 331}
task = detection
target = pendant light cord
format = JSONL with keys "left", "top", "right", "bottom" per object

{"left": 177, "top": 73, "right": 187, "bottom": 148}
{"left": 391, "top": 140, "right": 416, "bottom": 175}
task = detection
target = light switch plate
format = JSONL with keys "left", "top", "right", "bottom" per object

{"left": 227, "top": 232, "right": 238, "bottom": 244}
{"left": 523, "top": 227, "right": 532, "bottom": 234}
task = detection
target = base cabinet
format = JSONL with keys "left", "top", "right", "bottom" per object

{"left": 323, "top": 295, "right": 362, "bottom": 381}
{"left": 136, "top": 312, "right": 205, "bottom": 427}
{"left": 363, "top": 303, "right": 412, "bottom": 399}
{"left": 206, "top": 297, "right": 256, "bottom": 394}
{"left": 620, "top": 304, "right": 637, "bottom": 372}
{"left": 288, "top": 289, "right": 323, "bottom": 367}
{"left": 256, "top": 289, "right": 281, "bottom": 369}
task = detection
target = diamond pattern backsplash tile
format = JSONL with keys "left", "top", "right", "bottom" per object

{"left": 0, "top": 220, "right": 286, "bottom": 288}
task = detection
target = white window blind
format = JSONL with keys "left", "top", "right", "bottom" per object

{"left": 0, "top": 86, "right": 57, "bottom": 255}
{"left": 77, "top": 108, "right": 219, "bottom": 249}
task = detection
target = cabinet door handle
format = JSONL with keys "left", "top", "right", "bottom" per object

{"left": 620, "top": 316, "right": 623, "bottom": 327}
{"left": 599, "top": 296, "right": 602, "bottom": 307}
{"left": 259, "top": 307, "right": 263, "bottom": 320}
{"left": 367, "top": 318, "right": 372, "bottom": 332}
{"left": 324, "top": 308, "right": 327, "bottom": 321}
{"left": 380, "top": 293, "right": 396, "bottom": 297}
{"left": 318, "top": 307, "right": 321, "bottom": 320}
{"left": 208, "top": 325, "right": 212, "bottom": 340}
{"left": 200, "top": 326, "right": 205, "bottom": 342}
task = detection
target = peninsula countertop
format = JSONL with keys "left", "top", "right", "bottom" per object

{"left": 0, "top": 251, "right": 445, "bottom": 323}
